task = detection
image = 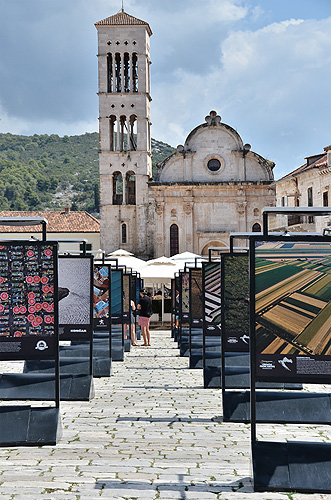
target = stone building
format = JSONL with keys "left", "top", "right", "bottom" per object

{"left": 95, "top": 10, "right": 275, "bottom": 258}
{"left": 271, "top": 145, "right": 331, "bottom": 233}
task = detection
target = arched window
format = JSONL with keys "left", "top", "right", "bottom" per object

{"left": 170, "top": 224, "right": 179, "bottom": 256}
{"left": 109, "top": 115, "right": 116, "bottom": 151}
{"left": 124, "top": 52, "right": 130, "bottom": 92}
{"left": 132, "top": 53, "right": 138, "bottom": 92}
{"left": 113, "top": 172, "right": 123, "bottom": 205}
{"left": 115, "top": 53, "right": 121, "bottom": 92}
{"left": 107, "top": 53, "right": 113, "bottom": 93}
{"left": 129, "top": 114, "right": 137, "bottom": 150}
{"left": 252, "top": 223, "right": 261, "bottom": 232}
{"left": 201, "top": 241, "right": 227, "bottom": 256}
{"left": 119, "top": 115, "right": 127, "bottom": 151}
{"left": 253, "top": 208, "right": 259, "bottom": 217}
{"left": 121, "top": 223, "right": 127, "bottom": 244}
{"left": 126, "top": 171, "right": 136, "bottom": 205}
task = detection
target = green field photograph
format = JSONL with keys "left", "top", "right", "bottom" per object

{"left": 255, "top": 241, "right": 331, "bottom": 356}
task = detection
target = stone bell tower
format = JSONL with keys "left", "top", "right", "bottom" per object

{"left": 95, "top": 10, "right": 153, "bottom": 257}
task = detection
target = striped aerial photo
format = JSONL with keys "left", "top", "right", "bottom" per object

{"left": 255, "top": 241, "right": 331, "bottom": 356}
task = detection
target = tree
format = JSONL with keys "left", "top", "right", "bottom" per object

{"left": 94, "top": 183, "right": 100, "bottom": 211}
{"left": 24, "top": 186, "right": 40, "bottom": 209}
{"left": 12, "top": 198, "right": 28, "bottom": 210}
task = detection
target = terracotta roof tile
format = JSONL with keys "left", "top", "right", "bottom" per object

{"left": 278, "top": 153, "right": 328, "bottom": 181}
{"left": 0, "top": 211, "right": 100, "bottom": 233}
{"left": 95, "top": 11, "right": 152, "bottom": 35}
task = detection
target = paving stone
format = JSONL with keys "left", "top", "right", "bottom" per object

{"left": 0, "top": 330, "right": 330, "bottom": 500}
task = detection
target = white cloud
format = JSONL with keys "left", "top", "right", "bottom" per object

{"left": 221, "top": 19, "right": 307, "bottom": 76}
{"left": 152, "top": 16, "right": 331, "bottom": 177}
{"left": 181, "top": 0, "right": 248, "bottom": 25}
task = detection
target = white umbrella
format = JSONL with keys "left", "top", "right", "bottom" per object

{"left": 106, "top": 249, "right": 146, "bottom": 270}
{"left": 139, "top": 256, "right": 179, "bottom": 323}
{"left": 95, "top": 248, "right": 104, "bottom": 259}
{"left": 108, "top": 249, "right": 133, "bottom": 256}
{"left": 170, "top": 251, "right": 202, "bottom": 261}
{"left": 140, "top": 256, "right": 179, "bottom": 283}
{"left": 170, "top": 251, "right": 206, "bottom": 270}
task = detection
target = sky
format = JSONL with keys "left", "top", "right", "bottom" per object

{"left": 0, "top": 0, "right": 330, "bottom": 179}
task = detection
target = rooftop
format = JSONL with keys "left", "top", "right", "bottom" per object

{"left": 0, "top": 211, "right": 100, "bottom": 233}
{"left": 95, "top": 11, "right": 152, "bottom": 36}
{"left": 277, "top": 150, "right": 328, "bottom": 182}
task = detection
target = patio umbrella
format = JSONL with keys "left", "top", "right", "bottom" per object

{"left": 170, "top": 251, "right": 206, "bottom": 269}
{"left": 106, "top": 249, "right": 146, "bottom": 271}
{"left": 139, "top": 257, "right": 179, "bottom": 323}
{"left": 139, "top": 256, "right": 179, "bottom": 283}
{"left": 170, "top": 251, "right": 202, "bottom": 261}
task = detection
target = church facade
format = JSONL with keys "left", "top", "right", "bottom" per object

{"left": 95, "top": 11, "right": 276, "bottom": 259}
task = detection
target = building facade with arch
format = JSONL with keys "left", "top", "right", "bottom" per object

{"left": 95, "top": 11, "right": 276, "bottom": 259}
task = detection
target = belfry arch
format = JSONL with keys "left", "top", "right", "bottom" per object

{"left": 112, "top": 171, "right": 123, "bottom": 205}
{"left": 125, "top": 171, "right": 136, "bottom": 205}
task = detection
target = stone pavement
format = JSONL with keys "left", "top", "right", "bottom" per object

{"left": 0, "top": 330, "right": 330, "bottom": 500}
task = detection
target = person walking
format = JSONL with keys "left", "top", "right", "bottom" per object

{"left": 137, "top": 288, "right": 153, "bottom": 346}
{"left": 130, "top": 299, "right": 137, "bottom": 346}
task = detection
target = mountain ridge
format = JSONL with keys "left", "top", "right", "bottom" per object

{"left": 0, "top": 132, "right": 174, "bottom": 215}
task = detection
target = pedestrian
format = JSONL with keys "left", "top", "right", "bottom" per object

{"left": 137, "top": 288, "right": 153, "bottom": 346}
{"left": 130, "top": 299, "right": 137, "bottom": 346}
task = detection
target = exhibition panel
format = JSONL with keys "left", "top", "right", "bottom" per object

{"left": 0, "top": 240, "right": 61, "bottom": 446}
{"left": 202, "top": 261, "right": 222, "bottom": 388}
{"left": 189, "top": 267, "right": 203, "bottom": 369}
{"left": 250, "top": 234, "right": 331, "bottom": 493}
{"left": 179, "top": 271, "right": 190, "bottom": 357}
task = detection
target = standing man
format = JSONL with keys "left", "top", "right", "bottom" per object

{"left": 137, "top": 288, "right": 153, "bottom": 346}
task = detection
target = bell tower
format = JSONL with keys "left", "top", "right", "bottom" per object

{"left": 95, "top": 11, "right": 153, "bottom": 257}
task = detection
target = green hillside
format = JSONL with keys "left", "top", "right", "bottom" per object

{"left": 0, "top": 132, "right": 174, "bottom": 215}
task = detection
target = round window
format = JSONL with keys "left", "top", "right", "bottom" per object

{"left": 207, "top": 158, "right": 221, "bottom": 172}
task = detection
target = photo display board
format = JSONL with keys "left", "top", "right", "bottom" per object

{"left": 190, "top": 268, "right": 203, "bottom": 326}
{"left": 111, "top": 269, "right": 123, "bottom": 324}
{"left": 58, "top": 255, "right": 93, "bottom": 340}
{"left": 174, "top": 275, "right": 180, "bottom": 321}
{"left": 123, "top": 274, "right": 130, "bottom": 322}
{"left": 252, "top": 236, "right": 331, "bottom": 383}
{"left": 203, "top": 262, "right": 221, "bottom": 334}
{"left": 222, "top": 254, "right": 249, "bottom": 351}
{"left": 180, "top": 272, "right": 190, "bottom": 322}
{"left": 174, "top": 275, "right": 180, "bottom": 309}
{"left": 94, "top": 264, "right": 110, "bottom": 329}
{"left": 0, "top": 241, "right": 58, "bottom": 360}
{"left": 171, "top": 278, "right": 176, "bottom": 320}
{"left": 171, "top": 278, "right": 176, "bottom": 313}
{"left": 130, "top": 274, "right": 136, "bottom": 308}
{"left": 135, "top": 276, "right": 141, "bottom": 307}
